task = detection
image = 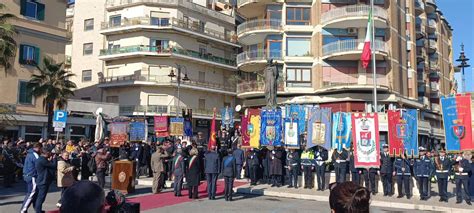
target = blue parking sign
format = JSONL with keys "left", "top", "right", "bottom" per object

{"left": 53, "top": 110, "right": 68, "bottom": 123}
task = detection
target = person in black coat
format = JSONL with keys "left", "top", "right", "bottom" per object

{"left": 332, "top": 149, "right": 349, "bottom": 183}
{"left": 222, "top": 149, "right": 237, "bottom": 201}
{"left": 434, "top": 149, "right": 451, "bottom": 202}
{"left": 172, "top": 148, "right": 186, "bottom": 197}
{"left": 349, "top": 151, "right": 361, "bottom": 185}
{"left": 380, "top": 144, "right": 394, "bottom": 196}
{"left": 130, "top": 141, "right": 143, "bottom": 177}
{"left": 186, "top": 148, "right": 200, "bottom": 199}
{"left": 247, "top": 148, "right": 260, "bottom": 185}
{"left": 232, "top": 144, "right": 245, "bottom": 179}
{"left": 141, "top": 142, "right": 153, "bottom": 177}
{"left": 260, "top": 147, "right": 270, "bottom": 184}
{"left": 34, "top": 147, "right": 57, "bottom": 213}
{"left": 270, "top": 147, "right": 284, "bottom": 187}
{"left": 204, "top": 146, "right": 221, "bottom": 200}
{"left": 314, "top": 146, "right": 328, "bottom": 191}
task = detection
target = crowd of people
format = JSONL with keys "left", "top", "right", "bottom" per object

{"left": 0, "top": 128, "right": 473, "bottom": 213}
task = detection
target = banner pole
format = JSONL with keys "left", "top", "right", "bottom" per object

{"left": 371, "top": 0, "right": 378, "bottom": 113}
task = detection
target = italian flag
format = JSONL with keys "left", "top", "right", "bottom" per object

{"left": 361, "top": 8, "right": 372, "bottom": 69}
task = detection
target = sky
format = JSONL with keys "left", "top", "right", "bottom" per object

{"left": 435, "top": 0, "right": 474, "bottom": 93}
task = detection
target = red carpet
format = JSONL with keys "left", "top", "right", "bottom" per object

{"left": 127, "top": 180, "right": 246, "bottom": 211}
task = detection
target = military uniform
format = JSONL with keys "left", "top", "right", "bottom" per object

{"left": 332, "top": 149, "right": 348, "bottom": 183}
{"left": 454, "top": 156, "right": 472, "bottom": 205}
{"left": 222, "top": 153, "right": 237, "bottom": 201}
{"left": 248, "top": 149, "right": 260, "bottom": 185}
{"left": 434, "top": 154, "right": 451, "bottom": 202}
{"left": 314, "top": 147, "right": 328, "bottom": 190}
{"left": 414, "top": 154, "right": 434, "bottom": 200}
{"left": 380, "top": 150, "right": 394, "bottom": 196}
{"left": 287, "top": 150, "right": 300, "bottom": 188}
{"left": 171, "top": 153, "right": 185, "bottom": 196}
{"left": 393, "top": 157, "right": 411, "bottom": 198}
{"left": 300, "top": 150, "right": 315, "bottom": 189}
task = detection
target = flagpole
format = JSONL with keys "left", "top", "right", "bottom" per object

{"left": 371, "top": 0, "right": 377, "bottom": 113}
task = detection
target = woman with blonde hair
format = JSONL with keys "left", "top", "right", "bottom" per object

{"left": 186, "top": 148, "right": 201, "bottom": 199}
{"left": 56, "top": 151, "right": 76, "bottom": 207}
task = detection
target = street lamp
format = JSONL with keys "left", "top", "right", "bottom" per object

{"left": 456, "top": 43, "right": 470, "bottom": 93}
{"left": 169, "top": 64, "right": 189, "bottom": 116}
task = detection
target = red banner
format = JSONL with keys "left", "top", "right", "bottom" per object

{"left": 110, "top": 122, "right": 128, "bottom": 148}
{"left": 208, "top": 110, "right": 217, "bottom": 150}
{"left": 154, "top": 116, "right": 169, "bottom": 137}
{"left": 352, "top": 113, "right": 380, "bottom": 168}
{"left": 241, "top": 113, "right": 250, "bottom": 147}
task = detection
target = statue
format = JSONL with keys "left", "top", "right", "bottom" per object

{"left": 264, "top": 59, "right": 279, "bottom": 108}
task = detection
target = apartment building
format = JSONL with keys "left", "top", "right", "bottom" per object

{"left": 235, "top": 0, "right": 454, "bottom": 146}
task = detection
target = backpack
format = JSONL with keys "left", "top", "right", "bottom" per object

{"left": 88, "top": 154, "right": 97, "bottom": 173}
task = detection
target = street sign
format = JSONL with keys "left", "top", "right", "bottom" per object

{"left": 53, "top": 121, "right": 66, "bottom": 128}
{"left": 54, "top": 127, "right": 64, "bottom": 132}
{"left": 53, "top": 110, "right": 68, "bottom": 130}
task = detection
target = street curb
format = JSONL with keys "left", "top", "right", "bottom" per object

{"left": 233, "top": 186, "right": 474, "bottom": 213}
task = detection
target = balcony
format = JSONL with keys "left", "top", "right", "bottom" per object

{"left": 236, "top": 50, "right": 283, "bottom": 72}
{"left": 425, "top": 0, "right": 437, "bottom": 14}
{"left": 119, "top": 105, "right": 227, "bottom": 118}
{"left": 98, "top": 45, "right": 237, "bottom": 70}
{"left": 320, "top": 73, "right": 389, "bottom": 91}
{"left": 430, "top": 81, "right": 439, "bottom": 92}
{"left": 431, "top": 103, "right": 440, "bottom": 112}
{"left": 416, "top": 39, "right": 426, "bottom": 47}
{"left": 428, "top": 39, "right": 437, "bottom": 52}
{"left": 415, "top": 24, "right": 426, "bottom": 39}
{"left": 237, "top": 19, "right": 282, "bottom": 45}
{"left": 416, "top": 47, "right": 426, "bottom": 62}
{"left": 418, "top": 83, "right": 427, "bottom": 93}
{"left": 427, "top": 19, "right": 437, "bottom": 33}
{"left": 417, "top": 61, "right": 426, "bottom": 72}
{"left": 321, "top": 5, "right": 388, "bottom": 28}
{"left": 98, "top": 74, "right": 236, "bottom": 95}
{"left": 236, "top": 0, "right": 277, "bottom": 18}
{"left": 414, "top": 0, "right": 425, "bottom": 15}
{"left": 100, "top": 17, "right": 238, "bottom": 46}
{"left": 429, "top": 71, "right": 440, "bottom": 80}
{"left": 236, "top": 80, "right": 285, "bottom": 98}
{"left": 322, "top": 39, "right": 388, "bottom": 60}
{"left": 430, "top": 92, "right": 440, "bottom": 99}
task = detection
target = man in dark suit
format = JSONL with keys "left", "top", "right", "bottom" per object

{"left": 232, "top": 144, "right": 245, "bottom": 179}
{"left": 130, "top": 141, "right": 143, "bottom": 177}
{"left": 270, "top": 147, "right": 284, "bottom": 187}
{"left": 34, "top": 147, "right": 57, "bottom": 213}
{"left": 222, "top": 149, "right": 237, "bottom": 201}
{"left": 247, "top": 148, "right": 260, "bottom": 185}
{"left": 332, "top": 149, "right": 349, "bottom": 183}
{"left": 204, "top": 146, "right": 221, "bottom": 200}
{"left": 380, "top": 144, "right": 394, "bottom": 196}
{"left": 172, "top": 148, "right": 185, "bottom": 197}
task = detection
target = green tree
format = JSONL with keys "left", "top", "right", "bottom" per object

{"left": 0, "top": 3, "right": 17, "bottom": 74}
{"left": 28, "top": 57, "right": 77, "bottom": 136}
{"left": 0, "top": 104, "right": 16, "bottom": 131}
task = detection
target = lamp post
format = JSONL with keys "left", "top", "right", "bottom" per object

{"left": 456, "top": 43, "right": 470, "bottom": 93}
{"left": 169, "top": 64, "right": 189, "bottom": 117}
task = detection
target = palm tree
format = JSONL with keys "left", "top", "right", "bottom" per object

{"left": 28, "top": 57, "right": 77, "bottom": 136}
{"left": 0, "top": 104, "right": 16, "bottom": 131}
{"left": 0, "top": 3, "right": 17, "bottom": 74}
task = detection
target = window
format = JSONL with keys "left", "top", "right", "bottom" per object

{"left": 82, "top": 70, "right": 92, "bottom": 82}
{"left": 20, "top": 0, "right": 45, "bottom": 20}
{"left": 286, "top": 7, "right": 310, "bottom": 25}
{"left": 286, "top": 37, "right": 311, "bottom": 56}
{"left": 19, "top": 44, "right": 39, "bottom": 65}
{"left": 286, "top": 68, "right": 311, "bottom": 87}
{"left": 18, "top": 81, "right": 33, "bottom": 104}
{"left": 150, "top": 11, "right": 170, "bottom": 26}
{"left": 199, "top": 21, "right": 206, "bottom": 32}
{"left": 198, "top": 99, "right": 206, "bottom": 110}
{"left": 83, "top": 43, "right": 93, "bottom": 55}
{"left": 109, "top": 15, "right": 121, "bottom": 27}
{"left": 199, "top": 45, "right": 207, "bottom": 56}
{"left": 150, "top": 39, "right": 169, "bottom": 52}
{"left": 199, "top": 71, "right": 205, "bottom": 82}
{"left": 84, "top": 18, "right": 94, "bottom": 31}
{"left": 106, "top": 96, "right": 119, "bottom": 103}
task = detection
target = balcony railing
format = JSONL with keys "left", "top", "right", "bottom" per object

{"left": 237, "top": 81, "right": 285, "bottom": 94}
{"left": 321, "top": 5, "right": 388, "bottom": 25}
{"left": 322, "top": 73, "right": 389, "bottom": 88}
{"left": 99, "top": 74, "right": 236, "bottom": 92}
{"left": 428, "top": 19, "right": 437, "bottom": 29}
{"left": 119, "top": 104, "right": 228, "bottom": 118}
{"left": 322, "top": 39, "right": 387, "bottom": 57}
{"left": 101, "top": 17, "right": 237, "bottom": 43}
{"left": 99, "top": 45, "right": 236, "bottom": 66}
{"left": 237, "top": 19, "right": 282, "bottom": 37}
{"left": 236, "top": 50, "right": 282, "bottom": 65}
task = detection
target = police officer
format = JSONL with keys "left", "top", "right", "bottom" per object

{"left": 222, "top": 149, "right": 237, "bottom": 201}
{"left": 349, "top": 150, "right": 361, "bottom": 185}
{"left": 300, "top": 148, "right": 315, "bottom": 189}
{"left": 314, "top": 146, "right": 328, "bottom": 191}
{"left": 434, "top": 149, "right": 451, "bottom": 202}
{"left": 171, "top": 148, "right": 185, "bottom": 197}
{"left": 454, "top": 151, "right": 472, "bottom": 205}
{"left": 414, "top": 147, "right": 434, "bottom": 201}
{"left": 204, "top": 146, "right": 221, "bottom": 200}
{"left": 232, "top": 144, "right": 245, "bottom": 179}
{"left": 361, "top": 167, "right": 378, "bottom": 195}
{"left": 393, "top": 151, "right": 411, "bottom": 199}
{"left": 287, "top": 149, "right": 300, "bottom": 188}
{"left": 380, "top": 144, "right": 394, "bottom": 196}
{"left": 247, "top": 148, "right": 260, "bottom": 186}
{"left": 332, "top": 148, "right": 349, "bottom": 183}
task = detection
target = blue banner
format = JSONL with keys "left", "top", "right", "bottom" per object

{"left": 129, "top": 121, "right": 146, "bottom": 141}
{"left": 260, "top": 109, "right": 282, "bottom": 146}
{"left": 184, "top": 119, "right": 193, "bottom": 137}
{"left": 285, "top": 104, "right": 306, "bottom": 135}
{"left": 307, "top": 107, "right": 332, "bottom": 149}
{"left": 220, "top": 107, "right": 234, "bottom": 129}
{"left": 332, "top": 112, "right": 352, "bottom": 151}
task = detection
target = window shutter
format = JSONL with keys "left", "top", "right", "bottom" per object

{"left": 20, "top": 0, "right": 27, "bottom": 16}
{"left": 37, "top": 3, "right": 45, "bottom": 21}
{"left": 34, "top": 47, "right": 40, "bottom": 65}
{"left": 19, "top": 44, "right": 25, "bottom": 64}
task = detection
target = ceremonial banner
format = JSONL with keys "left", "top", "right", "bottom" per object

{"left": 307, "top": 107, "right": 332, "bottom": 149}
{"left": 284, "top": 118, "right": 299, "bottom": 148}
{"left": 154, "top": 116, "right": 169, "bottom": 137}
{"left": 169, "top": 117, "right": 184, "bottom": 136}
{"left": 248, "top": 108, "right": 261, "bottom": 148}
{"left": 441, "top": 94, "right": 473, "bottom": 151}
{"left": 129, "top": 121, "right": 147, "bottom": 142}
{"left": 110, "top": 122, "right": 128, "bottom": 147}
{"left": 352, "top": 113, "right": 380, "bottom": 168}
{"left": 208, "top": 110, "right": 217, "bottom": 150}
{"left": 184, "top": 119, "right": 193, "bottom": 137}
{"left": 388, "top": 109, "right": 418, "bottom": 157}
{"left": 260, "top": 109, "right": 282, "bottom": 146}
{"left": 220, "top": 107, "right": 234, "bottom": 129}
{"left": 241, "top": 111, "right": 251, "bottom": 147}
{"left": 286, "top": 104, "right": 306, "bottom": 135}
{"left": 332, "top": 112, "right": 352, "bottom": 151}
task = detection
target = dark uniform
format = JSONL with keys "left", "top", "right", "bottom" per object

{"left": 332, "top": 149, "right": 348, "bottom": 183}
{"left": 171, "top": 153, "right": 185, "bottom": 196}
{"left": 361, "top": 168, "right": 378, "bottom": 194}
{"left": 232, "top": 148, "right": 245, "bottom": 179}
{"left": 247, "top": 149, "right": 260, "bottom": 185}
{"left": 434, "top": 154, "right": 451, "bottom": 202}
{"left": 314, "top": 146, "right": 328, "bottom": 190}
{"left": 414, "top": 154, "right": 434, "bottom": 200}
{"left": 300, "top": 150, "right": 315, "bottom": 189}
{"left": 454, "top": 156, "right": 472, "bottom": 205}
{"left": 222, "top": 153, "right": 237, "bottom": 201}
{"left": 270, "top": 148, "right": 284, "bottom": 187}
{"left": 380, "top": 151, "right": 394, "bottom": 196}
{"left": 287, "top": 150, "right": 300, "bottom": 188}
{"left": 350, "top": 152, "right": 361, "bottom": 185}
{"left": 204, "top": 150, "right": 221, "bottom": 200}
{"left": 393, "top": 156, "right": 411, "bottom": 199}
{"left": 261, "top": 147, "right": 270, "bottom": 184}
{"left": 130, "top": 142, "right": 143, "bottom": 178}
